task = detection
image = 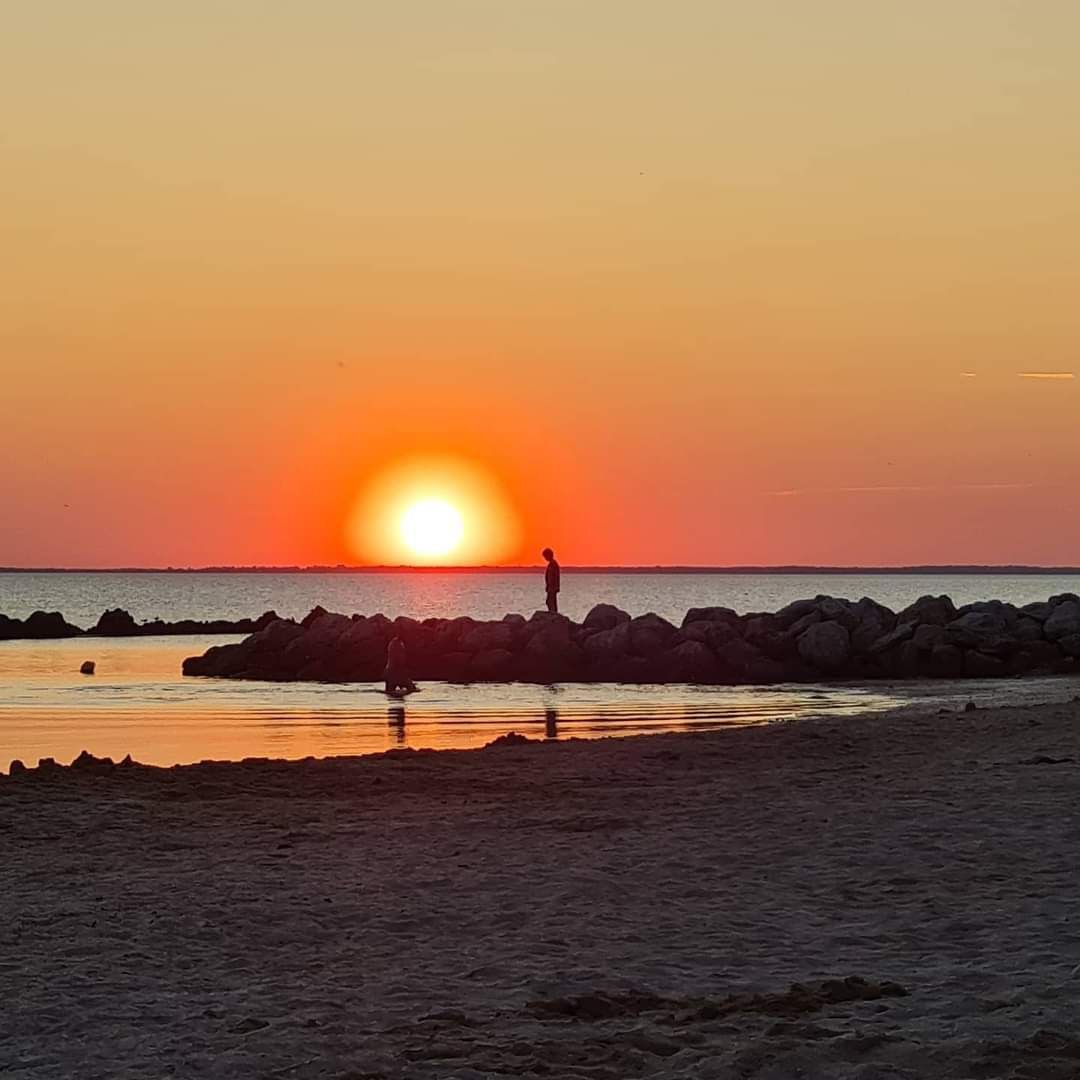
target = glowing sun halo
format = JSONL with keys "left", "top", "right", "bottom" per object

{"left": 347, "top": 454, "right": 521, "bottom": 565}
{"left": 400, "top": 498, "right": 465, "bottom": 559}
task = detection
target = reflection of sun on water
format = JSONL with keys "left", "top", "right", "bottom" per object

{"left": 400, "top": 499, "right": 464, "bottom": 559}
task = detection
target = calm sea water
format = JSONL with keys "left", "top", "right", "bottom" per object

{"left": 0, "top": 637, "right": 907, "bottom": 768}
{"left": 4, "top": 570, "right": 1080, "bottom": 625}
{"left": 3, "top": 572, "right": 1080, "bottom": 771}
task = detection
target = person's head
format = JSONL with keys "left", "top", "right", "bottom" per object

{"left": 541, "top": 547, "right": 554, "bottom": 562}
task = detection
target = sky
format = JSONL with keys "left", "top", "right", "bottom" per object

{"left": 3, "top": 1, "right": 1079, "bottom": 567}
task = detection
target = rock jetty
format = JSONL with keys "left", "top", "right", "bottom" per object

{"left": 0, "top": 608, "right": 280, "bottom": 640}
{"left": 181, "top": 594, "right": 1080, "bottom": 684}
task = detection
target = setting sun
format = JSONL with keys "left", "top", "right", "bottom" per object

{"left": 400, "top": 499, "right": 464, "bottom": 559}
{"left": 346, "top": 454, "right": 522, "bottom": 566}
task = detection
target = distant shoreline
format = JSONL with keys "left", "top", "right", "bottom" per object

{"left": 4, "top": 565, "right": 1080, "bottom": 576}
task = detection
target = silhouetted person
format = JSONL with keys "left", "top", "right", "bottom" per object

{"left": 384, "top": 636, "right": 417, "bottom": 694}
{"left": 542, "top": 547, "right": 561, "bottom": 613}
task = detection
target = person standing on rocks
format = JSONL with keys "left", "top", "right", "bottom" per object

{"left": 542, "top": 547, "right": 561, "bottom": 613}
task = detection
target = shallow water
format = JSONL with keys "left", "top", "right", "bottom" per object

{"left": 4, "top": 636, "right": 1080, "bottom": 771}
{"left": 0, "top": 636, "right": 906, "bottom": 768}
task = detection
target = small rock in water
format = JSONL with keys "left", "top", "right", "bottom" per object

{"left": 964, "top": 700, "right": 977, "bottom": 712}
{"left": 80, "top": 660, "right": 96, "bottom": 675}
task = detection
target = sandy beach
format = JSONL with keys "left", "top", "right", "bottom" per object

{"left": 3, "top": 698, "right": 1080, "bottom": 1079}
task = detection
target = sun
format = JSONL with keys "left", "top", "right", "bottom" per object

{"left": 400, "top": 498, "right": 465, "bottom": 559}
{"left": 347, "top": 454, "right": 522, "bottom": 565}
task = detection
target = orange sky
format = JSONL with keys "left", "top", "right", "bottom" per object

{"left": 3, "top": 2, "right": 1079, "bottom": 567}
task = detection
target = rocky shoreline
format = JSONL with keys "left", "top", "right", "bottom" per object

{"left": 0, "top": 608, "right": 279, "bottom": 640}
{"left": 181, "top": 593, "right": 1080, "bottom": 684}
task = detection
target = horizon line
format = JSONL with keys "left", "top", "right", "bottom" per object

{"left": 4, "top": 564, "right": 1080, "bottom": 576}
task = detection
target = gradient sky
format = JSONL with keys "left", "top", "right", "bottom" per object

{"left": 3, "top": 1, "right": 1079, "bottom": 567}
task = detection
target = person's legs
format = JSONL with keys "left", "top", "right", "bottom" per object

{"left": 546, "top": 590, "right": 558, "bottom": 613}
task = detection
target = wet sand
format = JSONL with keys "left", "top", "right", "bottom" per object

{"left": 3, "top": 698, "right": 1080, "bottom": 1078}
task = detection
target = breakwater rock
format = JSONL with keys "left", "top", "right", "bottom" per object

{"left": 0, "top": 608, "right": 280, "bottom": 640}
{"left": 181, "top": 594, "right": 1080, "bottom": 684}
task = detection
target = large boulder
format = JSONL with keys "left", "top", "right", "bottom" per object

{"left": 523, "top": 619, "right": 582, "bottom": 680}
{"left": 1020, "top": 601, "right": 1055, "bottom": 623}
{"left": 897, "top": 595, "right": 956, "bottom": 627}
{"left": 744, "top": 614, "right": 797, "bottom": 661}
{"left": 663, "top": 640, "right": 717, "bottom": 682}
{"left": 433, "top": 616, "right": 479, "bottom": 652}
{"left": 338, "top": 616, "right": 393, "bottom": 665}
{"left": 300, "top": 605, "right": 329, "bottom": 628}
{"left": 252, "top": 617, "right": 306, "bottom": 649}
{"left": 1014, "top": 617, "right": 1044, "bottom": 643}
{"left": 583, "top": 621, "right": 631, "bottom": 660}
{"left": 849, "top": 598, "right": 897, "bottom": 653}
{"left": 1044, "top": 601, "right": 1080, "bottom": 641}
{"left": 582, "top": 604, "right": 631, "bottom": 631}
{"left": 797, "top": 621, "right": 850, "bottom": 672}
{"left": 912, "top": 624, "right": 947, "bottom": 651}
{"left": 677, "top": 620, "right": 741, "bottom": 651}
{"left": 884, "top": 640, "right": 923, "bottom": 678}
{"left": 462, "top": 621, "right": 517, "bottom": 653}
{"left": 814, "top": 596, "right": 859, "bottom": 630}
{"left": 281, "top": 616, "right": 381, "bottom": 681}
{"left": 628, "top": 613, "right": 678, "bottom": 657}
{"left": 944, "top": 612, "right": 1015, "bottom": 655}
{"left": 91, "top": 608, "right": 140, "bottom": 636}
{"left": 182, "top": 640, "right": 253, "bottom": 677}
{"left": 387, "top": 616, "right": 438, "bottom": 658}
{"left": 469, "top": 648, "right": 517, "bottom": 680}
{"left": 1010, "top": 640, "right": 1063, "bottom": 673}
{"left": 957, "top": 600, "right": 1021, "bottom": 625}
{"left": 300, "top": 612, "right": 352, "bottom": 649}
{"left": 870, "top": 623, "right": 914, "bottom": 653}
{"left": 743, "top": 614, "right": 777, "bottom": 641}
{"left": 787, "top": 610, "right": 822, "bottom": 637}
{"left": 927, "top": 643, "right": 964, "bottom": 677}
{"left": 252, "top": 610, "right": 280, "bottom": 631}
{"left": 1056, "top": 633, "right": 1080, "bottom": 659}
{"left": 432, "top": 651, "right": 473, "bottom": 682}
{"left": 681, "top": 605, "right": 739, "bottom": 628}
{"left": 773, "top": 599, "right": 821, "bottom": 630}
{"left": 713, "top": 637, "right": 773, "bottom": 682}
{"left": 22, "top": 611, "right": 83, "bottom": 639}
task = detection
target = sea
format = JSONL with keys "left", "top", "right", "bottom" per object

{"left": 3, "top": 570, "right": 1080, "bottom": 770}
